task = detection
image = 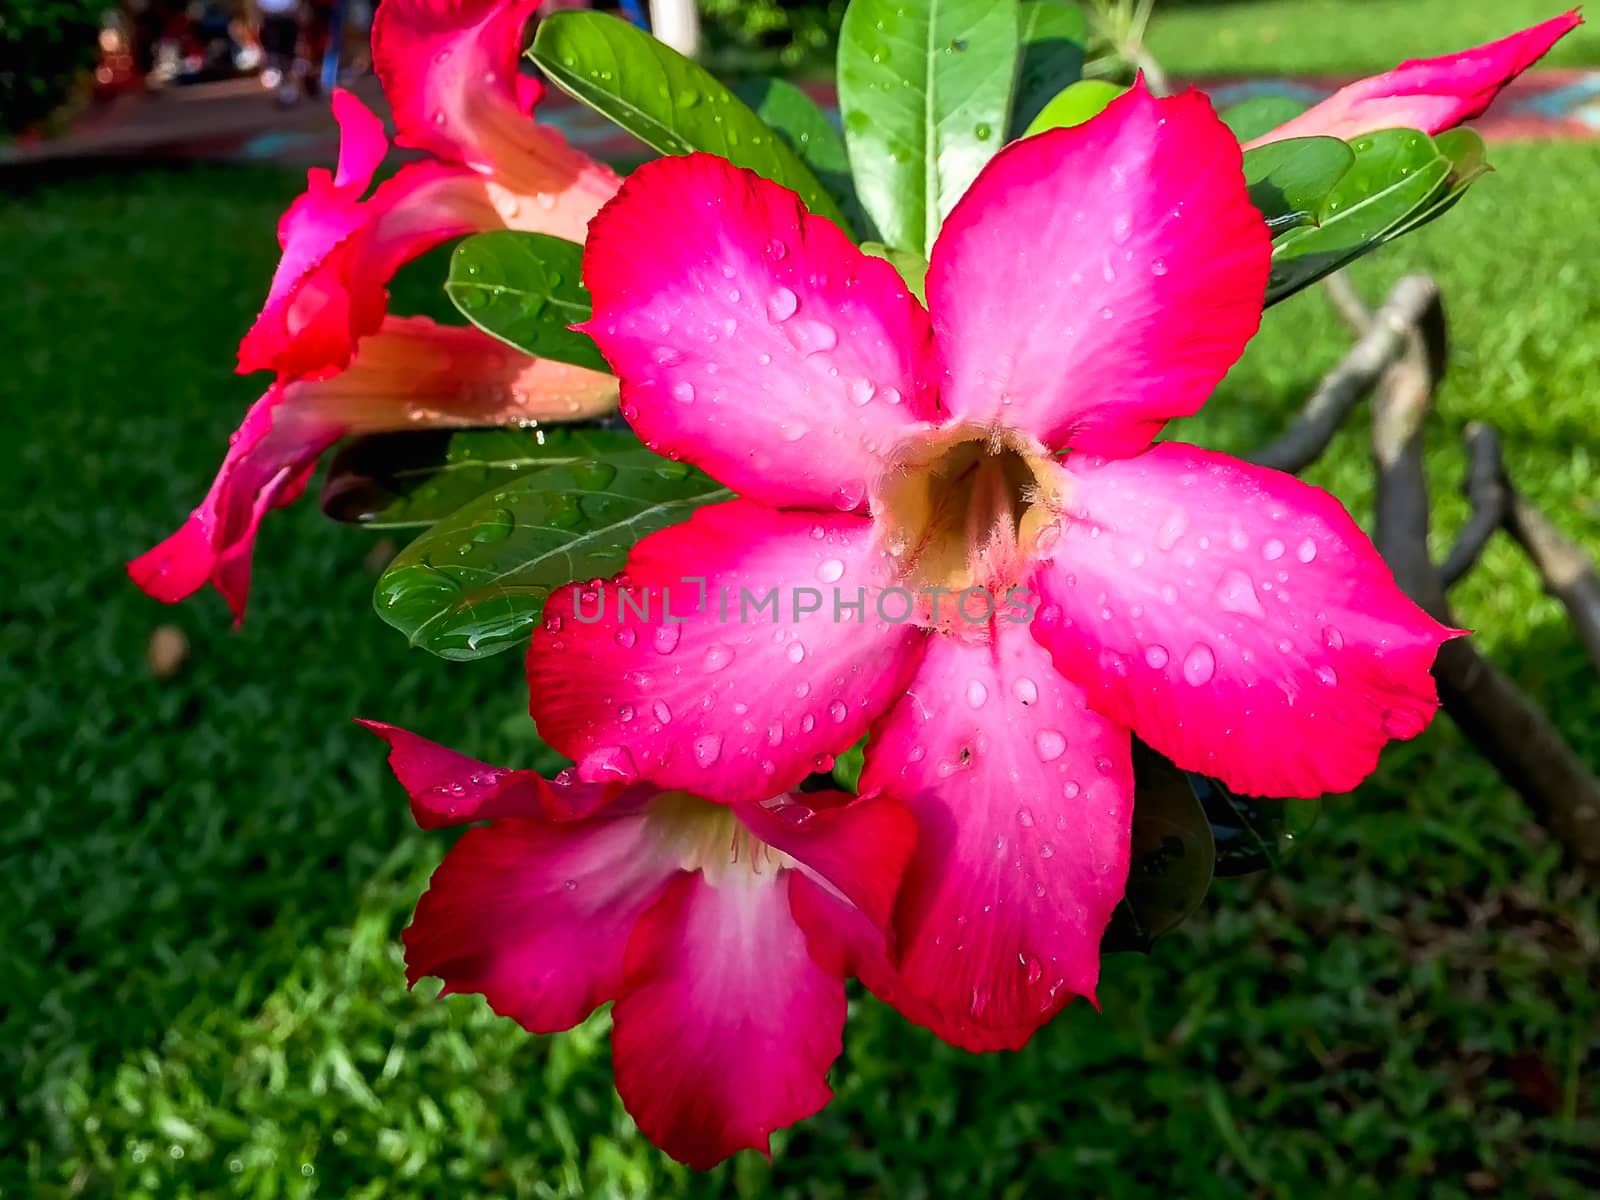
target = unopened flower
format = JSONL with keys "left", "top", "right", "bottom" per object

{"left": 526, "top": 84, "right": 1458, "bottom": 1049}
{"left": 362, "top": 720, "right": 915, "bottom": 1169}
{"left": 1247, "top": 10, "right": 1580, "bottom": 148}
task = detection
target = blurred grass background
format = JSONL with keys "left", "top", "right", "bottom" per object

{"left": 3, "top": 3, "right": 1598, "bottom": 1197}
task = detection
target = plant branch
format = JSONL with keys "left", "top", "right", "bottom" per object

{"left": 1440, "top": 423, "right": 1509, "bottom": 587}
{"left": 1366, "top": 292, "right": 1600, "bottom": 871}
{"left": 1249, "top": 275, "right": 1441, "bottom": 474}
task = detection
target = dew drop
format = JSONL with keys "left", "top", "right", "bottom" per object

{"left": 1012, "top": 677, "right": 1038, "bottom": 705}
{"left": 1017, "top": 807, "right": 1035, "bottom": 828}
{"left": 670, "top": 380, "right": 695, "bottom": 404}
{"left": 816, "top": 557, "right": 845, "bottom": 583}
{"left": 652, "top": 624, "right": 681, "bottom": 654}
{"left": 652, "top": 700, "right": 673, "bottom": 724}
{"left": 1262, "top": 538, "right": 1286, "bottom": 561}
{"left": 1182, "top": 643, "right": 1217, "bottom": 685}
{"left": 966, "top": 680, "right": 988, "bottom": 708}
{"left": 1315, "top": 665, "right": 1338, "bottom": 687}
{"left": 1144, "top": 644, "right": 1170, "bottom": 669}
{"left": 765, "top": 286, "right": 799, "bottom": 322}
{"left": 785, "top": 641, "right": 807, "bottom": 664}
{"left": 702, "top": 642, "right": 732, "bottom": 672}
{"left": 1322, "top": 625, "right": 1345, "bottom": 650}
{"left": 1296, "top": 537, "right": 1318, "bottom": 563}
{"left": 614, "top": 628, "right": 637, "bottom": 648}
{"left": 692, "top": 734, "right": 723, "bottom": 766}
{"left": 1214, "top": 569, "right": 1266, "bottom": 618}
{"left": 1035, "top": 730, "right": 1067, "bottom": 762}
{"left": 848, "top": 377, "right": 876, "bottom": 406}
{"left": 828, "top": 699, "right": 849, "bottom": 723}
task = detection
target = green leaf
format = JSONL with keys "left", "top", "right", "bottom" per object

{"left": 1191, "top": 774, "right": 1320, "bottom": 878}
{"left": 321, "top": 427, "right": 640, "bottom": 530}
{"left": 1009, "top": 0, "right": 1088, "bottom": 139}
{"left": 1218, "top": 94, "right": 1310, "bottom": 144}
{"left": 375, "top": 453, "right": 730, "bottom": 660}
{"left": 1021, "top": 78, "right": 1124, "bottom": 138}
{"left": 730, "top": 76, "right": 867, "bottom": 233}
{"left": 831, "top": 739, "right": 868, "bottom": 792}
{"left": 1242, "top": 136, "right": 1356, "bottom": 233}
{"left": 1381, "top": 127, "right": 1490, "bottom": 242}
{"left": 446, "top": 232, "right": 609, "bottom": 373}
{"left": 861, "top": 241, "right": 929, "bottom": 304}
{"left": 1102, "top": 744, "right": 1217, "bottom": 953}
{"left": 838, "top": 0, "right": 1021, "bottom": 256}
{"left": 1266, "top": 128, "right": 1453, "bottom": 307}
{"left": 528, "top": 11, "right": 849, "bottom": 229}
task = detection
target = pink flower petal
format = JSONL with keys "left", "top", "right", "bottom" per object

{"left": 128, "top": 384, "right": 340, "bottom": 622}
{"left": 404, "top": 800, "right": 680, "bottom": 1034}
{"left": 133, "top": 317, "right": 616, "bottom": 619}
{"left": 372, "top": 0, "right": 618, "bottom": 232}
{"left": 612, "top": 871, "right": 844, "bottom": 1169}
{"left": 580, "top": 153, "right": 936, "bottom": 510}
{"left": 1031, "top": 444, "right": 1460, "bottom": 798}
{"left": 858, "top": 622, "right": 1133, "bottom": 1051}
{"left": 1247, "top": 11, "right": 1582, "bottom": 148}
{"left": 528, "top": 500, "right": 928, "bottom": 802}
{"left": 733, "top": 789, "right": 917, "bottom": 939}
{"left": 238, "top": 147, "right": 500, "bottom": 378}
{"left": 925, "top": 83, "right": 1269, "bottom": 455}
{"left": 357, "top": 719, "right": 623, "bottom": 827}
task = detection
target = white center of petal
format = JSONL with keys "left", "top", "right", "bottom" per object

{"left": 645, "top": 792, "right": 796, "bottom": 886}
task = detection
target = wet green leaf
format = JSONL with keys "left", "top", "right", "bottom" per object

{"left": 1219, "top": 94, "right": 1310, "bottom": 143}
{"left": 529, "top": 12, "right": 848, "bottom": 228}
{"left": 321, "top": 426, "right": 640, "bottom": 530}
{"left": 1266, "top": 127, "right": 1453, "bottom": 306}
{"left": 861, "top": 241, "right": 929, "bottom": 303}
{"left": 375, "top": 453, "right": 730, "bottom": 660}
{"left": 1009, "top": 1, "right": 1089, "bottom": 138}
{"left": 730, "top": 76, "right": 867, "bottom": 233}
{"left": 838, "top": 0, "right": 1020, "bottom": 256}
{"left": 445, "top": 231, "right": 608, "bottom": 373}
{"left": 1242, "top": 135, "right": 1356, "bottom": 232}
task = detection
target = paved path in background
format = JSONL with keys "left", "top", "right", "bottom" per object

{"left": 7, "top": 69, "right": 1600, "bottom": 173}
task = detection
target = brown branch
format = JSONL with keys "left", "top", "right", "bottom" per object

{"left": 1322, "top": 270, "right": 1375, "bottom": 335}
{"left": 1367, "top": 288, "right": 1600, "bottom": 871}
{"left": 1439, "top": 423, "right": 1509, "bottom": 587}
{"left": 1249, "top": 276, "right": 1441, "bottom": 474}
{"left": 1502, "top": 463, "right": 1600, "bottom": 677}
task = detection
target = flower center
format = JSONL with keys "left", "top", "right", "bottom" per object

{"left": 874, "top": 427, "right": 1064, "bottom": 604}
{"left": 645, "top": 792, "right": 796, "bottom": 887}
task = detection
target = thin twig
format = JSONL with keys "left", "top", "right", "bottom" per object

{"left": 1504, "top": 472, "right": 1600, "bottom": 676}
{"left": 1366, "top": 289, "right": 1600, "bottom": 871}
{"left": 1439, "top": 423, "right": 1509, "bottom": 587}
{"left": 1249, "top": 276, "right": 1442, "bottom": 474}
{"left": 1322, "top": 271, "right": 1374, "bottom": 335}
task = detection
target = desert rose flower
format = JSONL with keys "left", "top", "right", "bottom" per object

{"left": 361, "top": 720, "right": 916, "bottom": 1169}
{"left": 526, "top": 85, "right": 1459, "bottom": 1050}
{"left": 129, "top": 318, "right": 615, "bottom": 620}
{"left": 1247, "top": 10, "right": 1580, "bottom": 148}
{"left": 241, "top": 0, "right": 620, "bottom": 378}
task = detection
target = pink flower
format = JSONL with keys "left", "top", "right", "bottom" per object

{"left": 525, "top": 85, "right": 1459, "bottom": 1050}
{"left": 1247, "top": 10, "right": 1580, "bottom": 148}
{"left": 241, "top": 0, "right": 620, "bottom": 378}
{"left": 129, "top": 317, "right": 615, "bottom": 621}
{"left": 360, "top": 720, "right": 916, "bottom": 1169}
{"left": 134, "top": 0, "right": 625, "bottom": 616}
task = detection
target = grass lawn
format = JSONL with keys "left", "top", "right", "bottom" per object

{"left": 4, "top": 20, "right": 1599, "bottom": 1200}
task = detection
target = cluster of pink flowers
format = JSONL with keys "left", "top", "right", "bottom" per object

{"left": 132, "top": 1, "right": 1578, "bottom": 1170}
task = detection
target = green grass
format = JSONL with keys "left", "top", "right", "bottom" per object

{"left": 1148, "top": 0, "right": 1600, "bottom": 76}
{"left": 4, "top": 111, "right": 1599, "bottom": 1200}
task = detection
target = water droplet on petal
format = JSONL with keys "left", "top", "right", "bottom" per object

{"left": 1017, "top": 807, "right": 1035, "bottom": 827}
{"left": 1214, "top": 569, "right": 1266, "bottom": 618}
{"left": 1144, "top": 644, "right": 1170, "bottom": 669}
{"left": 966, "top": 680, "right": 988, "bottom": 708}
{"left": 1182, "top": 643, "right": 1216, "bottom": 685}
{"left": 828, "top": 699, "right": 849, "bottom": 723}
{"left": 1315, "top": 665, "right": 1338, "bottom": 687}
{"left": 816, "top": 557, "right": 845, "bottom": 583}
{"left": 1262, "top": 538, "right": 1286, "bottom": 561}
{"left": 765, "top": 286, "right": 798, "bottom": 322}
{"left": 1035, "top": 730, "right": 1067, "bottom": 762}
{"left": 693, "top": 734, "right": 723, "bottom": 766}
{"left": 652, "top": 624, "right": 681, "bottom": 654}
{"left": 1322, "top": 625, "right": 1344, "bottom": 650}
{"left": 652, "top": 700, "right": 673, "bottom": 724}
{"left": 670, "top": 380, "right": 695, "bottom": 404}
{"left": 1296, "top": 537, "right": 1318, "bottom": 563}
{"left": 1012, "top": 677, "right": 1038, "bottom": 705}
{"left": 786, "top": 641, "right": 806, "bottom": 664}
{"left": 614, "top": 628, "right": 637, "bottom": 648}
{"left": 702, "top": 643, "right": 732, "bottom": 672}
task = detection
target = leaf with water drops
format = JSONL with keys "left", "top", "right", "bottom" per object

{"left": 1218, "top": 94, "right": 1311, "bottom": 144}
{"left": 528, "top": 12, "right": 849, "bottom": 229}
{"left": 446, "top": 231, "right": 609, "bottom": 373}
{"left": 1008, "top": 0, "right": 1088, "bottom": 139}
{"left": 1021, "top": 78, "right": 1124, "bottom": 138}
{"left": 1242, "top": 135, "right": 1356, "bottom": 233}
{"left": 321, "top": 426, "right": 640, "bottom": 530}
{"left": 1380, "top": 127, "right": 1490, "bottom": 242}
{"left": 838, "top": 0, "right": 1020, "bottom": 256}
{"left": 1265, "top": 127, "right": 1453, "bottom": 307}
{"left": 1101, "top": 743, "right": 1217, "bottom": 954}
{"left": 375, "top": 452, "right": 730, "bottom": 660}
{"left": 730, "top": 76, "right": 869, "bottom": 236}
